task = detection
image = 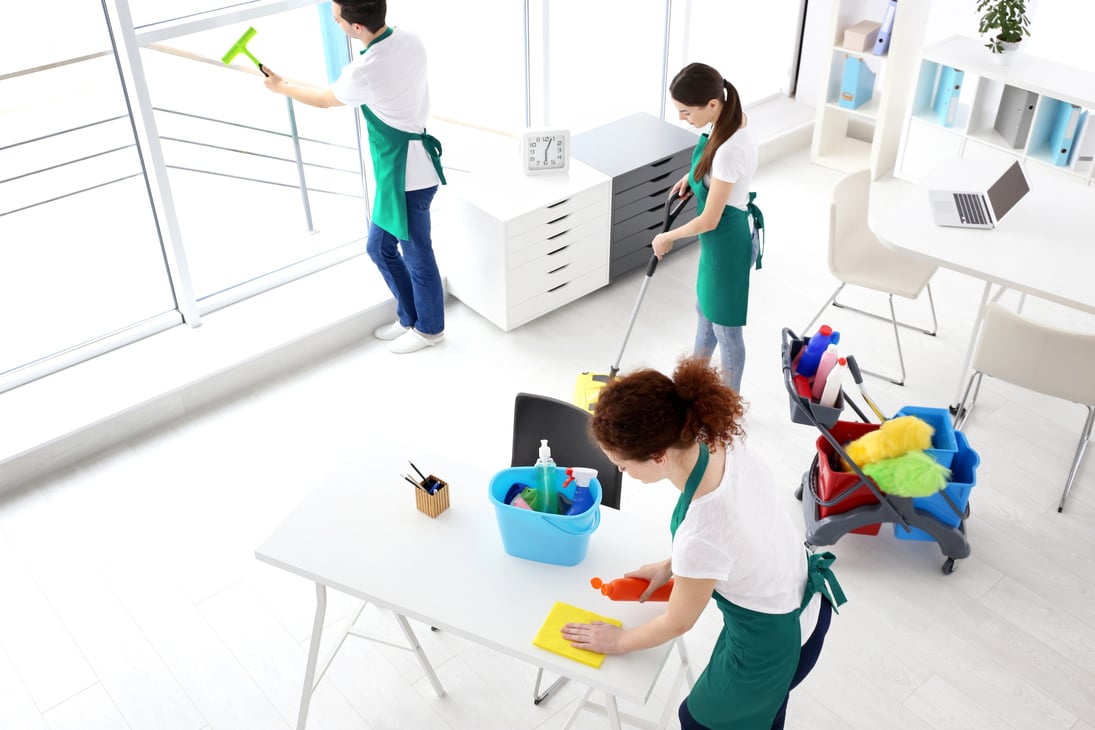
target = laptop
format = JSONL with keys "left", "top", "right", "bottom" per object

{"left": 928, "top": 159, "right": 1030, "bottom": 229}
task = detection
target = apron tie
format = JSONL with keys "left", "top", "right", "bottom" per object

{"left": 801, "top": 551, "right": 847, "bottom": 614}
{"left": 747, "top": 191, "right": 765, "bottom": 270}
{"left": 416, "top": 130, "right": 447, "bottom": 185}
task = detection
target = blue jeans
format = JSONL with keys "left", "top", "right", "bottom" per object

{"left": 692, "top": 228, "right": 757, "bottom": 393}
{"left": 366, "top": 186, "right": 444, "bottom": 336}
{"left": 693, "top": 305, "right": 746, "bottom": 394}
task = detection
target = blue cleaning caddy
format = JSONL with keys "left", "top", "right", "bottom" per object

{"left": 488, "top": 467, "right": 602, "bottom": 566}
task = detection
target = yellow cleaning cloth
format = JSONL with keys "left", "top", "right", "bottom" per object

{"left": 532, "top": 601, "right": 622, "bottom": 668}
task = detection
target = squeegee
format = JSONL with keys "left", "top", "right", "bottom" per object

{"left": 221, "top": 27, "right": 268, "bottom": 76}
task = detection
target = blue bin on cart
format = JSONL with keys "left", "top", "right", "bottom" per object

{"left": 895, "top": 431, "right": 979, "bottom": 541}
{"left": 895, "top": 405, "right": 959, "bottom": 468}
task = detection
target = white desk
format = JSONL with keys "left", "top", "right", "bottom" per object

{"left": 870, "top": 163, "right": 1095, "bottom": 405}
{"left": 255, "top": 447, "right": 692, "bottom": 729}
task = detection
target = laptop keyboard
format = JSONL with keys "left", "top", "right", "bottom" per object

{"left": 954, "top": 193, "right": 989, "bottom": 225}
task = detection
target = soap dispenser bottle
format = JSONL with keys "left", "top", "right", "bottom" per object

{"left": 534, "top": 439, "right": 558, "bottom": 514}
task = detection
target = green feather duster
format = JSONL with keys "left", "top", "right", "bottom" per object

{"left": 861, "top": 450, "right": 951, "bottom": 497}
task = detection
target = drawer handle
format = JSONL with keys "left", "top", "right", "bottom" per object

{"left": 547, "top": 214, "right": 570, "bottom": 225}
{"left": 649, "top": 185, "right": 673, "bottom": 199}
{"left": 646, "top": 202, "right": 663, "bottom": 214}
{"left": 649, "top": 171, "right": 672, "bottom": 183}
{"left": 651, "top": 156, "right": 674, "bottom": 168}
{"left": 548, "top": 263, "right": 570, "bottom": 275}
{"left": 548, "top": 244, "right": 570, "bottom": 256}
{"left": 547, "top": 229, "right": 571, "bottom": 240}
{"left": 547, "top": 197, "right": 571, "bottom": 209}
{"left": 647, "top": 221, "right": 662, "bottom": 231}
{"left": 548, "top": 281, "right": 570, "bottom": 293}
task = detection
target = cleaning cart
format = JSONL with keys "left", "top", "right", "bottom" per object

{"left": 782, "top": 327, "right": 975, "bottom": 575}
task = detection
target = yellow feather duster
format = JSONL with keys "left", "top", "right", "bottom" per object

{"left": 842, "top": 415, "right": 934, "bottom": 469}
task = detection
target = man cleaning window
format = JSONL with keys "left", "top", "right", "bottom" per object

{"left": 262, "top": 0, "right": 447, "bottom": 354}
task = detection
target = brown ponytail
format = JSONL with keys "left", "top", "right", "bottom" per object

{"left": 589, "top": 357, "right": 746, "bottom": 461}
{"left": 669, "top": 63, "right": 744, "bottom": 183}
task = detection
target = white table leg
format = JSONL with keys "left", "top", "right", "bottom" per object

{"left": 297, "top": 582, "right": 327, "bottom": 730}
{"left": 563, "top": 687, "right": 594, "bottom": 729}
{"left": 393, "top": 613, "right": 446, "bottom": 698}
{"left": 951, "top": 281, "right": 994, "bottom": 410}
{"left": 604, "top": 692, "right": 622, "bottom": 730}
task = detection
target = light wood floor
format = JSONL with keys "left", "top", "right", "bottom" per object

{"left": 1, "top": 148, "right": 1093, "bottom": 730}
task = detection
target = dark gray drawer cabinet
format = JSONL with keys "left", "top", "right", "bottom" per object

{"left": 571, "top": 112, "right": 700, "bottom": 280}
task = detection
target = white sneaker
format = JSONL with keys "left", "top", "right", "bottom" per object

{"left": 389, "top": 329, "right": 444, "bottom": 354}
{"left": 373, "top": 321, "right": 408, "bottom": 341}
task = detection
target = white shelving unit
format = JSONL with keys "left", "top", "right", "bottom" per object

{"left": 810, "top": 0, "right": 929, "bottom": 179}
{"left": 895, "top": 35, "right": 1095, "bottom": 186}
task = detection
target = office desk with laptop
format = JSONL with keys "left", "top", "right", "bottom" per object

{"left": 255, "top": 447, "right": 693, "bottom": 730}
{"left": 871, "top": 157, "right": 1095, "bottom": 406}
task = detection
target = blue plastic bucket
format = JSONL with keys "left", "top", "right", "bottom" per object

{"left": 488, "top": 466, "right": 602, "bottom": 566}
{"left": 895, "top": 431, "right": 980, "bottom": 541}
{"left": 894, "top": 405, "right": 959, "bottom": 468}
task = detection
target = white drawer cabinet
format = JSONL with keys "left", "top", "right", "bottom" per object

{"left": 436, "top": 158, "right": 612, "bottom": 331}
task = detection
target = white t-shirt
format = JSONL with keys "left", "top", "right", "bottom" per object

{"left": 702, "top": 124, "right": 758, "bottom": 210}
{"left": 331, "top": 29, "right": 440, "bottom": 191}
{"left": 671, "top": 442, "right": 822, "bottom": 644}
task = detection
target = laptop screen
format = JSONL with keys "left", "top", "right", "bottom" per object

{"left": 986, "top": 160, "right": 1030, "bottom": 222}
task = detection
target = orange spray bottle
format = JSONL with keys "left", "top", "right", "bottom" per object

{"left": 590, "top": 576, "right": 674, "bottom": 602}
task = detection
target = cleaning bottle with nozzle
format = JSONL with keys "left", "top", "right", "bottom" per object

{"left": 590, "top": 576, "right": 674, "bottom": 601}
{"left": 561, "top": 467, "right": 598, "bottom": 515}
{"left": 533, "top": 439, "right": 558, "bottom": 514}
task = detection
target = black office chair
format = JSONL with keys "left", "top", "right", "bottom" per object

{"left": 511, "top": 392, "right": 622, "bottom": 510}
{"left": 511, "top": 391, "right": 623, "bottom": 705}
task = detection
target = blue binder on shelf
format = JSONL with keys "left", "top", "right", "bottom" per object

{"left": 838, "top": 56, "right": 876, "bottom": 110}
{"left": 1049, "top": 101, "right": 1084, "bottom": 166}
{"left": 933, "top": 66, "right": 964, "bottom": 127}
{"left": 873, "top": 0, "right": 898, "bottom": 56}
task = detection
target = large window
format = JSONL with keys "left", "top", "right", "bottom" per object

{"left": 0, "top": 0, "right": 805, "bottom": 394}
{"left": 0, "top": 9, "right": 177, "bottom": 380}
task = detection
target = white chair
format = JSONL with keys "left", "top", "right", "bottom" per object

{"left": 955, "top": 303, "right": 1095, "bottom": 512}
{"left": 804, "top": 169, "right": 938, "bottom": 386}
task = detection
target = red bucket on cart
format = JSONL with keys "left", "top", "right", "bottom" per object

{"left": 816, "top": 420, "right": 883, "bottom": 535}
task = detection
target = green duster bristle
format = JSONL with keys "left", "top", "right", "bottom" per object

{"left": 862, "top": 450, "right": 951, "bottom": 497}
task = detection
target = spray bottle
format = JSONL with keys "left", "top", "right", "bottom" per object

{"left": 534, "top": 439, "right": 558, "bottom": 514}
{"left": 561, "top": 467, "right": 598, "bottom": 516}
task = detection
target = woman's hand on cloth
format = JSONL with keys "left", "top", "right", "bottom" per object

{"left": 561, "top": 621, "right": 625, "bottom": 654}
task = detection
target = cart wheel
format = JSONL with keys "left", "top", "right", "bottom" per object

{"left": 794, "top": 484, "right": 804, "bottom": 501}
{"left": 941, "top": 558, "right": 957, "bottom": 575}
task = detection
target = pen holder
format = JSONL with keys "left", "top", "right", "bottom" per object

{"left": 415, "top": 475, "right": 450, "bottom": 518}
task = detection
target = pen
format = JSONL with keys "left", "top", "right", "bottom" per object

{"left": 402, "top": 474, "right": 424, "bottom": 490}
{"left": 408, "top": 460, "right": 428, "bottom": 482}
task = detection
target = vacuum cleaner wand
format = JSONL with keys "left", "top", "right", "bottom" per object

{"left": 221, "top": 27, "right": 268, "bottom": 76}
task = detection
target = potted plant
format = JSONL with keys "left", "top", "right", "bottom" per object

{"left": 977, "top": 0, "right": 1031, "bottom": 55}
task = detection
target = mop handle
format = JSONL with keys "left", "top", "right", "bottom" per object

{"left": 608, "top": 193, "right": 691, "bottom": 377}
{"left": 846, "top": 355, "right": 887, "bottom": 422}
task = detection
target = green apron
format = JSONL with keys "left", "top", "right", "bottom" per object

{"left": 672, "top": 445, "right": 846, "bottom": 729}
{"left": 357, "top": 28, "right": 446, "bottom": 241}
{"left": 687, "top": 135, "right": 763, "bottom": 327}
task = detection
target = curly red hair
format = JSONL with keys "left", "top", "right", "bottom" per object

{"left": 589, "top": 357, "right": 745, "bottom": 461}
